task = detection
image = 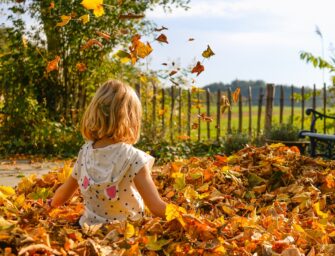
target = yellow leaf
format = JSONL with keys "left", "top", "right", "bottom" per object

{"left": 221, "top": 205, "right": 235, "bottom": 216}
{"left": 125, "top": 223, "right": 135, "bottom": 239}
{"left": 202, "top": 45, "right": 215, "bottom": 58}
{"left": 81, "top": 0, "right": 105, "bottom": 17}
{"left": 293, "top": 223, "right": 306, "bottom": 234}
{"left": 171, "top": 172, "right": 185, "bottom": 190}
{"left": 165, "top": 204, "right": 187, "bottom": 227}
{"left": 57, "top": 163, "right": 72, "bottom": 183}
{"left": 0, "top": 186, "right": 15, "bottom": 198}
{"left": 56, "top": 15, "right": 72, "bottom": 27}
{"left": 78, "top": 14, "right": 90, "bottom": 24}
{"left": 184, "top": 186, "right": 199, "bottom": 202}
{"left": 313, "top": 202, "right": 328, "bottom": 219}
{"left": 136, "top": 42, "right": 153, "bottom": 59}
{"left": 145, "top": 235, "right": 171, "bottom": 251}
{"left": 14, "top": 194, "right": 25, "bottom": 207}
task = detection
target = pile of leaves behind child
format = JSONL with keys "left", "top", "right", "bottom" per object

{"left": 1, "top": 143, "right": 335, "bottom": 255}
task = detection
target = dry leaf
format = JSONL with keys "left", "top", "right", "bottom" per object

{"left": 156, "top": 34, "right": 168, "bottom": 44}
{"left": 191, "top": 61, "right": 204, "bottom": 76}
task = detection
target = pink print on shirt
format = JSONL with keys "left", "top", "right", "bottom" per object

{"left": 83, "top": 176, "right": 90, "bottom": 189}
{"left": 106, "top": 186, "right": 117, "bottom": 199}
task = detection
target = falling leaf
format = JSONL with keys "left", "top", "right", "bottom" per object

{"left": 81, "top": 0, "right": 104, "bottom": 17}
{"left": 191, "top": 61, "right": 204, "bottom": 76}
{"left": 81, "top": 39, "right": 103, "bottom": 50}
{"left": 198, "top": 113, "right": 213, "bottom": 122}
{"left": 220, "top": 95, "right": 230, "bottom": 113}
{"left": 95, "top": 31, "right": 111, "bottom": 41}
{"left": 129, "top": 34, "right": 153, "bottom": 64}
{"left": 169, "top": 70, "right": 177, "bottom": 76}
{"left": 56, "top": 15, "right": 71, "bottom": 27}
{"left": 202, "top": 45, "right": 215, "bottom": 58}
{"left": 232, "top": 87, "right": 240, "bottom": 103}
{"left": 78, "top": 14, "right": 90, "bottom": 24}
{"left": 177, "top": 135, "right": 190, "bottom": 140}
{"left": 155, "top": 34, "right": 168, "bottom": 44}
{"left": 161, "top": 63, "right": 168, "bottom": 66}
{"left": 46, "top": 56, "right": 61, "bottom": 73}
{"left": 154, "top": 26, "right": 168, "bottom": 32}
{"left": 188, "top": 38, "right": 195, "bottom": 41}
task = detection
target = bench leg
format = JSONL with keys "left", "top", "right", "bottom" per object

{"left": 310, "top": 138, "right": 316, "bottom": 157}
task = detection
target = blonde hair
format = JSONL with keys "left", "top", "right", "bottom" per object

{"left": 81, "top": 80, "right": 142, "bottom": 144}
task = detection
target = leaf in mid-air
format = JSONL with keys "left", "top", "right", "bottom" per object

{"left": 232, "top": 88, "right": 240, "bottom": 103}
{"left": 202, "top": 45, "right": 215, "bottom": 58}
{"left": 76, "top": 63, "right": 87, "bottom": 72}
{"left": 129, "top": 34, "right": 153, "bottom": 63}
{"left": 46, "top": 56, "right": 61, "bottom": 73}
{"left": 154, "top": 26, "right": 168, "bottom": 32}
{"left": 81, "top": 0, "right": 105, "bottom": 17}
{"left": 56, "top": 15, "right": 71, "bottom": 27}
{"left": 78, "top": 14, "right": 90, "bottom": 24}
{"left": 155, "top": 34, "right": 168, "bottom": 44}
{"left": 191, "top": 61, "right": 204, "bottom": 76}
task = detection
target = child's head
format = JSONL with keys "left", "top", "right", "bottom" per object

{"left": 81, "top": 80, "right": 142, "bottom": 144}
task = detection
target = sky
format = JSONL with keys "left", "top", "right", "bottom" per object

{"left": 146, "top": 0, "right": 335, "bottom": 88}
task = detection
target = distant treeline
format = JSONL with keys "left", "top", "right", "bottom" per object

{"left": 203, "top": 80, "right": 320, "bottom": 106}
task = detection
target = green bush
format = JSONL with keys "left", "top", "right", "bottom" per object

{"left": 265, "top": 123, "right": 300, "bottom": 141}
{"left": 222, "top": 131, "right": 249, "bottom": 156}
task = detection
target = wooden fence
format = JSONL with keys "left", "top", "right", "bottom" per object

{"left": 136, "top": 83, "right": 333, "bottom": 142}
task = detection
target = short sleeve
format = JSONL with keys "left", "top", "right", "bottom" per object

{"left": 71, "top": 145, "right": 85, "bottom": 180}
{"left": 129, "top": 150, "right": 155, "bottom": 177}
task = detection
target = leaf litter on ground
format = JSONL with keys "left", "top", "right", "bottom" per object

{"left": 1, "top": 144, "right": 335, "bottom": 255}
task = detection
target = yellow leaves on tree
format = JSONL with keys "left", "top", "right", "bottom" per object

{"left": 46, "top": 56, "right": 61, "bottom": 73}
{"left": 81, "top": 0, "right": 105, "bottom": 17}
{"left": 56, "top": 15, "right": 71, "bottom": 27}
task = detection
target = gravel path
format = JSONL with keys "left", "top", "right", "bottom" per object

{"left": 0, "top": 159, "right": 67, "bottom": 187}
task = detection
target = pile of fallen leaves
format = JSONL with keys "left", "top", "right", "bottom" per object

{"left": 1, "top": 144, "right": 335, "bottom": 255}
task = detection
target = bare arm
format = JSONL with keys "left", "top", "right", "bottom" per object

{"left": 51, "top": 175, "right": 79, "bottom": 208}
{"left": 134, "top": 166, "right": 167, "bottom": 218}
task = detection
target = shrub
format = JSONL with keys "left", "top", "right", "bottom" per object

{"left": 265, "top": 123, "right": 300, "bottom": 141}
{"left": 222, "top": 131, "right": 249, "bottom": 155}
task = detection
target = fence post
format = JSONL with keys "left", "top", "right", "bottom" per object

{"left": 178, "top": 87, "right": 182, "bottom": 134}
{"left": 238, "top": 90, "right": 243, "bottom": 133}
{"left": 279, "top": 86, "right": 284, "bottom": 124}
{"left": 216, "top": 90, "right": 221, "bottom": 141}
{"left": 170, "top": 86, "right": 175, "bottom": 142}
{"left": 257, "top": 87, "right": 264, "bottom": 135}
{"left": 290, "top": 85, "right": 294, "bottom": 125}
{"left": 264, "top": 83, "right": 274, "bottom": 132}
{"left": 313, "top": 84, "right": 316, "bottom": 110}
{"left": 227, "top": 88, "right": 232, "bottom": 134}
{"left": 301, "top": 86, "right": 305, "bottom": 130}
{"left": 152, "top": 84, "right": 157, "bottom": 138}
{"left": 187, "top": 89, "right": 191, "bottom": 138}
{"left": 323, "top": 83, "right": 327, "bottom": 133}
{"left": 197, "top": 90, "right": 201, "bottom": 141}
{"left": 161, "top": 88, "right": 165, "bottom": 137}
{"left": 248, "top": 86, "right": 252, "bottom": 137}
{"left": 206, "top": 89, "right": 211, "bottom": 140}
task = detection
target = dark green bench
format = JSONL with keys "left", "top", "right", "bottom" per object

{"left": 299, "top": 108, "right": 335, "bottom": 158}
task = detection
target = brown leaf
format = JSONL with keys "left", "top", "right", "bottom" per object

{"left": 81, "top": 39, "right": 103, "bottom": 50}
{"left": 154, "top": 26, "right": 168, "bottom": 32}
{"left": 119, "top": 13, "right": 144, "bottom": 19}
{"left": 46, "top": 56, "right": 61, "bottom": 73}
{"left": 169, "top": 70, "right": 178, "bottom": 76}
{"left": 156, "top": 34, "right": 168, "bottom": 44}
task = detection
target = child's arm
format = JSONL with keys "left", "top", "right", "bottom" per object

{"left": 50, "top": 176, "right": 79, "bottom": 208}
{"left": 134, "top": 166, "right": 167, "bottom": 218}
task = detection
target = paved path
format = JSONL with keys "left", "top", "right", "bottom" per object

{"left": 0, "top": 158, "right": 67, "bottom": 187}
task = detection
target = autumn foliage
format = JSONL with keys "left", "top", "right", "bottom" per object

{"left": 1, "top": 144, "right": 335, "bottom": 255}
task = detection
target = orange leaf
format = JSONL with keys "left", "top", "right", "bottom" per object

{"left": 56, "top": 15, "right": 71, "bottom": 27}
{"left": 46, "top": 56, "right": 61, "bottom": 73}
{"left": 76, "top": 63, "right": 87, "bottom": 72}
{"left": 192, "top": 123, "right": 199, "bottom": 129}
{"left": 129, "top": 34, "right": 153, "bottom": 62}
{"left": 95, "top": 31, "right": 111, "bottom": 41}
{"left": 49, "top": 1, "right": 55, "bottom": 10}
{"left": 232, "top": 87, "right": 240, "bottom": 103}
{"left": 191, "top": 61, "right": 204, "bottom": 76}
{"left": 156, "top": 34, "right": 168, "bottom": 44}
{"left": 81, "top": 39, "right": 103, "bottom": 50}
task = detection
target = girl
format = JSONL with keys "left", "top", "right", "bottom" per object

{"left": 50, "top": 80, "right": 167, "bottom": 226}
